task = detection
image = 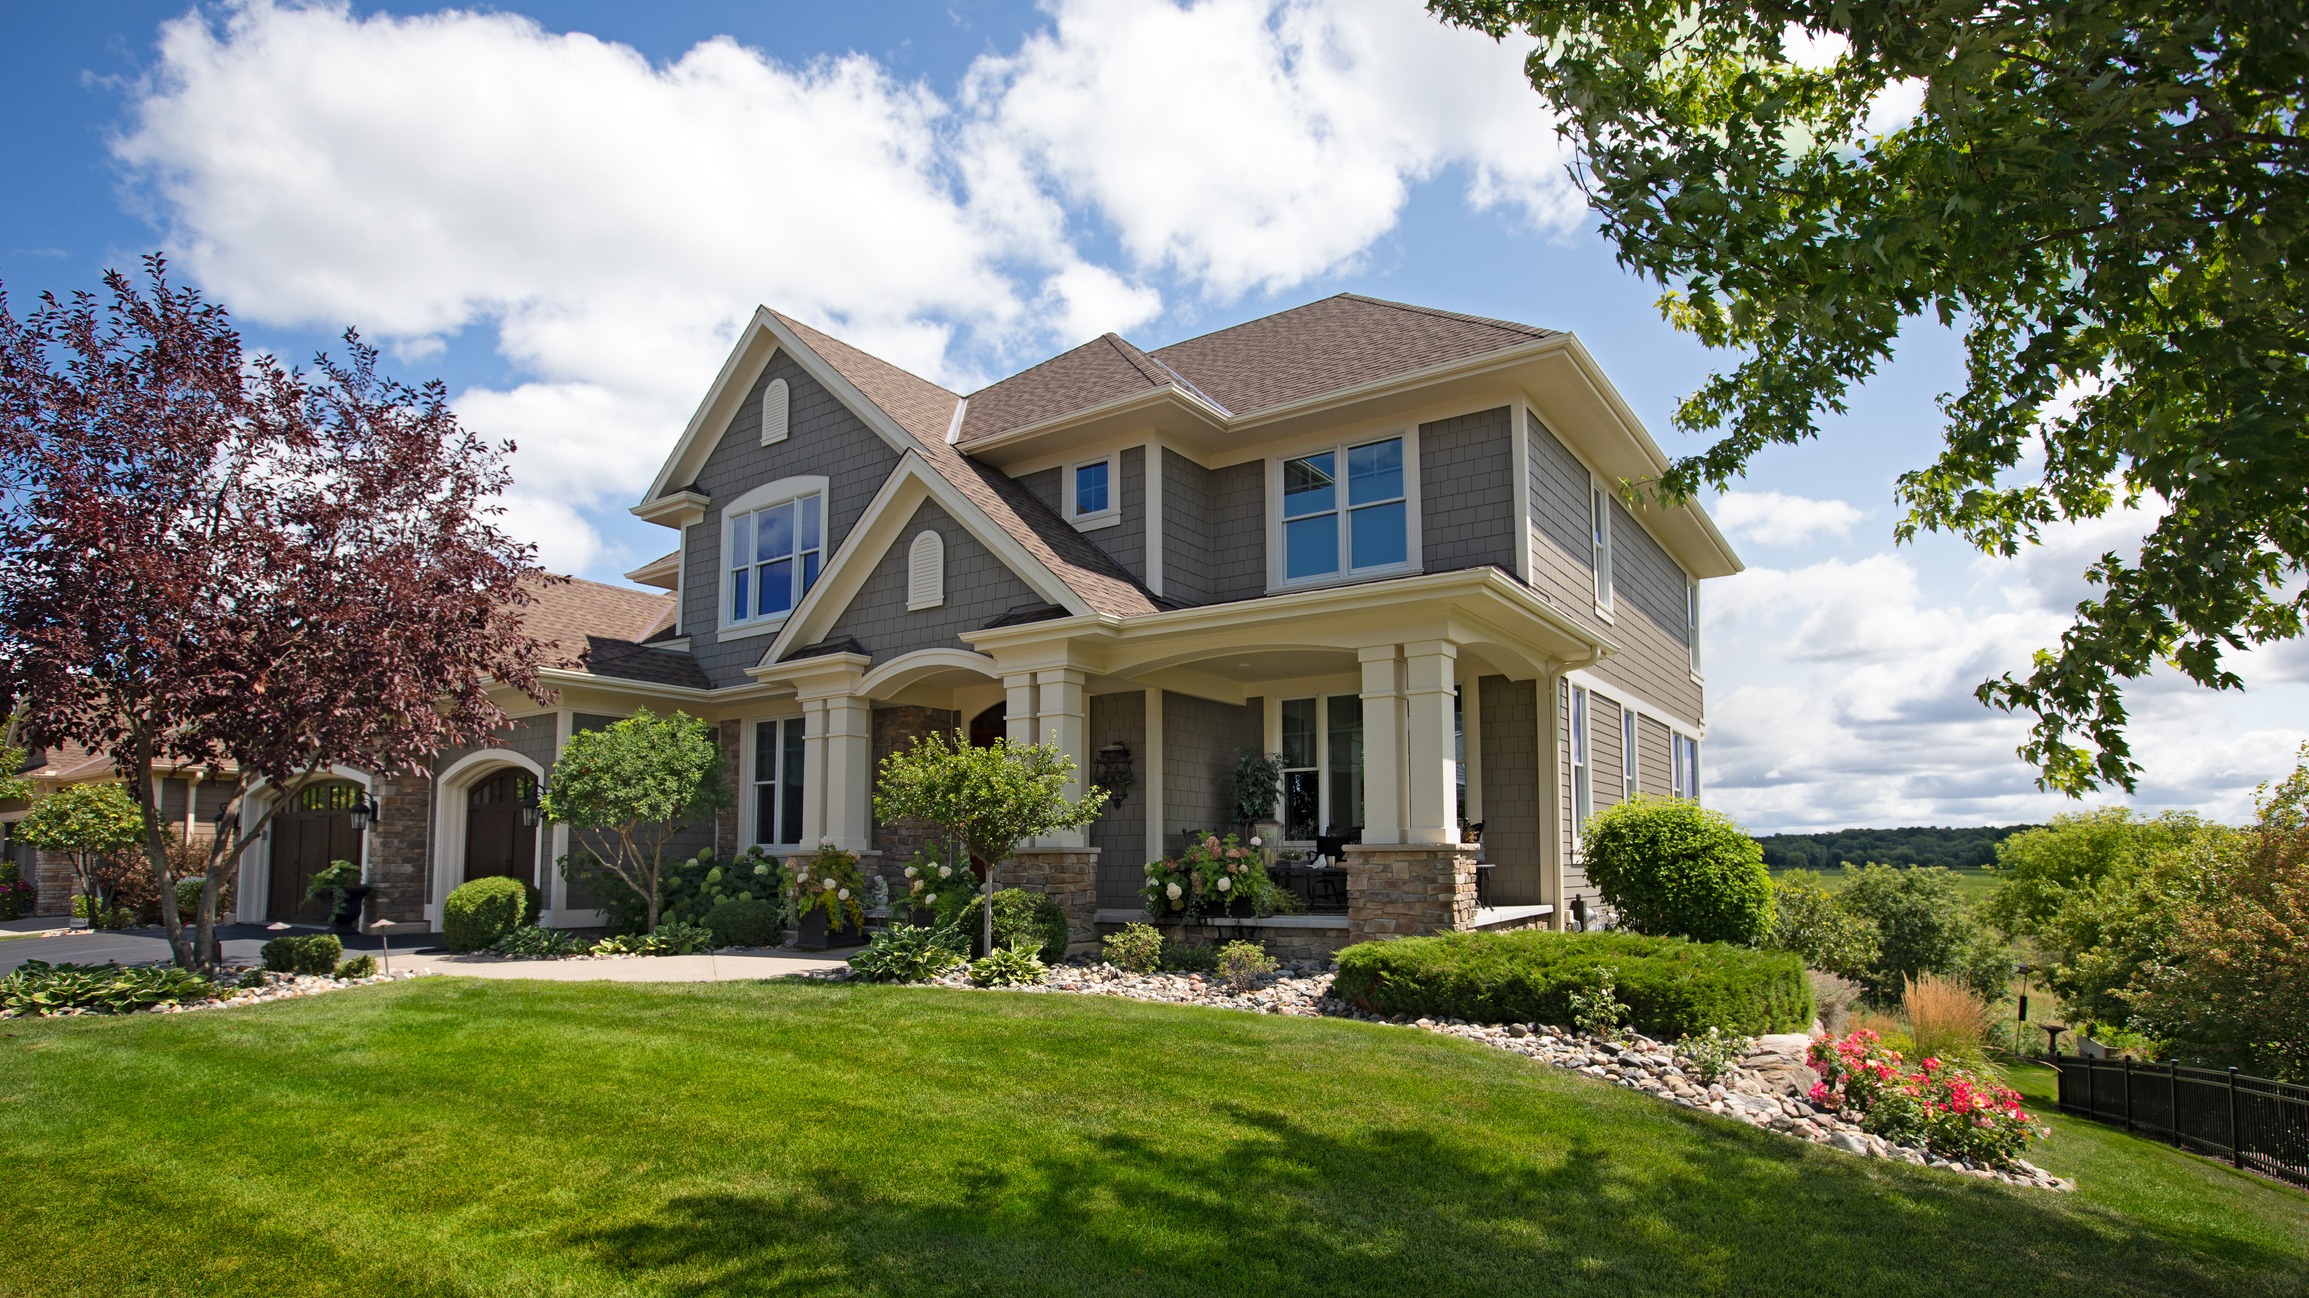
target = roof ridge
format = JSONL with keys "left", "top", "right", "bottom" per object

{"left": 770, "top": 309, "right": 962, "bottom": 399}
{"left": 1101, "top": 332, "right": 1174, "bottom": 390}
{"left": 1332, "top": 292, "right": 1554, "bottom": 340}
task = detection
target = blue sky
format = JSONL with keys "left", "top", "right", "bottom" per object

{"left": 6, "top": 1, "right": 2302, "bottom": 831}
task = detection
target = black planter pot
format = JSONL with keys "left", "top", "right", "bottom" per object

{"left": 797, "top": 907, "right": 867, "bottom": 951}
{"left": 907, "top": 906, "right": 938, "bottom": 929}
{"left": 329, "top": 885, "right": 374, "bottom": 935}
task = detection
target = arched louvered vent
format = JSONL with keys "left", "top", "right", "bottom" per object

{"left": 760, "top": 377, "right": 790, "bottom": 446}
{"left": 906, "top": 529, "right": 945, "bottom": 611}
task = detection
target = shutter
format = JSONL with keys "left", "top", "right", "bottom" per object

{"left": 907, "top": 530, "right": 945, "bottom": 611}
{"left": 760, "top": 378, "right": 790, "bottom": 446}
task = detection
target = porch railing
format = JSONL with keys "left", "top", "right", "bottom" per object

{"left": 2049, "top": 1054, "right": 2309, "bottom": 1188}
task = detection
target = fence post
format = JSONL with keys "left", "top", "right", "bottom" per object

{"left": 2123, "top": 1056, "right": 2134, "bottom": 1134}
{"left": 2228, "top": 1066, "right": 2243, "bottom": 1170}
{"left": 2086, "top": 1054, "right": 2095, "bottom": 1116}
{"left": 2169, "top": 1059, "right": 2180, "bottom": 1148}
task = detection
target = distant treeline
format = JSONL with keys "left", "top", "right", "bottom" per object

{"left": 1754, "top": 825, "right": 2038, "bottom": 872}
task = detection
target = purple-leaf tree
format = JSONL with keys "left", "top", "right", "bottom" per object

{"left": 0, "top": 257, "right": 558, "bottom": 970}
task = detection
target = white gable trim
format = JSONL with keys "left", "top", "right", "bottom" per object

{"left": 757, "top": 452, "right": 1087, "bottom": 666}
{"left": 638, "top": 308, "right": 932, "bottom": 511}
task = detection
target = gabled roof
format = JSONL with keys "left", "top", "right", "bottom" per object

{"left": 955, "top": 294, "right": 1559, "bottom": 445}
{"left": 733, "top": 313, "right": 1163, "bottom": 620}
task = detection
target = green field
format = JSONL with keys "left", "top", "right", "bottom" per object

{"left": 1, "top": 978, "right": 2302, "bottom": 1297}
{"left": 1771, "top": 863, "right": 2003, "bottom": 906}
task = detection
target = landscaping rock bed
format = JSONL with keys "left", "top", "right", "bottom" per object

{"left": 5, "top": 967, "right": 436, "bottom": 1018}
{"left": 864, "top": 957, "right": 2072, "bottom": 1192}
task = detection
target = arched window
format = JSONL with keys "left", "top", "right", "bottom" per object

{"left": 760, "top": 377, "right": 790, "bottom": 447}
{"left": 722, "top": 476, "right": 829, "bottom": 631}
{"left": 907, "top": 529, "right": 945, "bottom": 610}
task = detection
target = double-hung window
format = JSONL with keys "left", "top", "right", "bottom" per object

{"left": 726, "top": 490, "right": 823, "bottom": 629}
{"left": 1280, "top": 699, "right": 1320, "bottom": 841}
{"left": 1622, "top": 708, "right": 1639, "bottom": 800}
{"left": 1591, "top": 483, "right": 1614, "bottom": 611}
{"left": 753, "top": 719, "right": 806, "bottom": 846}
{"left": 1570, "top": 685, "right": 1592, "bottom": 833}
{"left": 1687, "top": 581, "right": 1703, "bottom": 675}
{"left": 1672, "top": 734, "right": 1701, "bottom": 803}
{"left": 1280, "top": 435, "right": 1410, "bottom": 585}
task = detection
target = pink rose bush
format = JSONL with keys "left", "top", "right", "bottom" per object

{"left": 1807, "top": 1030, "right": 2045, "bottom": 1168}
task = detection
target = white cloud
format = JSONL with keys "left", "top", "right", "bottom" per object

{"left": 967, "top": 0, "right": 1579, "bottom": 297}
{"left": 1711, "top": 489, "right": 1863, "bottom": 549}
{"left": 112, "top": 0, "right": 1583, "bottom": 571}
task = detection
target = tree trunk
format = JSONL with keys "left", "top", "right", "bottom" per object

{"left": 977, "top": 844, "right": 994, "bottom": 959}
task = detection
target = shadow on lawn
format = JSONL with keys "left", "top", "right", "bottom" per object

{"left": 565, "top": 1102, "right": 2304, "bottom": 1298}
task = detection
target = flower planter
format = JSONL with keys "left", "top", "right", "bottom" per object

{"left": 328, "top": 885, "right": 373, "bottom": 936}
{"left": 797, "top": 907, "right": 866, "bottom": 950}
{"left": 907, "top": 906, "right": 938, "bottom": 929}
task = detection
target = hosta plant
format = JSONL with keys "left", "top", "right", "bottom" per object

{"left": 967, "top": 945, "right": 1048, "bottom": 987}
{"left": 847, "top": 924, "right": 966, "bottom": 984}
{"left": 1807, "top": 1029, "right": 2045, "bottom": 1168}
{"left": 490, "top": 926, "right": 587, "bottom": 957}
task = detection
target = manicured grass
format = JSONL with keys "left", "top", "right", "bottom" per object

{"left": 1, "top": 980, "right": 2304, "bottom": 1298}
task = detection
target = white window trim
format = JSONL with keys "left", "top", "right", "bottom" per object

{"left": 719, "top": 475, "right": 831, "bottom": 638}
{"left": 1266, "top": 427, "right": 1423, "bottom": 594}
{"left": 1065, "top": 451, "right": 1122, "bottom": 531}
{"left": 1591, "top": 478, "right": 1615, "bottom": 619}
{"left": 1687, "top": 579, "right": 1704, "bottom": 682}
{"left": 1622, "top": 706, "right": 1639, "bottom": 801}
{"left": 1570, "top": 684, "right": 1593, "bottom": 837}
{"left": 744, "top": 714, "right": 808, "bottom": 847}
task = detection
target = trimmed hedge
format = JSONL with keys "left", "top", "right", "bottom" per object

{"left": 1331, "top": 929, "right": 1813, "bottom": 1038}
{"left": 261, "top": 933, "right": 342, "bottom": 976}
{"left": 443, "top": 876, "right": 530, "bottom": 952}
{"left": 702, "top": 898, "right": 783, "bottom": 949}
{"left": 1581, "top": 797, "right": 1774, "bottom": 944}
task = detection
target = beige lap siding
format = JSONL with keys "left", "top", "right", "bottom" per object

{"left": 1639, "top": 715, "right": 1676, "bottom": 799}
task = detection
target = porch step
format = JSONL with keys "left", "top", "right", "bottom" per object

{"left": 1469, "top": 904, "right": 1554, "bottom": 931}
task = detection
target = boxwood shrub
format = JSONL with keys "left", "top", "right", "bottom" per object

{"left": 443, "top": 876, "right": 530, "bottom": 952}
{"left": 1331, "top": 929, "right": 1812, "bottom": 1038}
{"left": 702, "top": 897, "right": 782, "bottom": 948}
{"left": 260, "top": 933, "right": 342, "bottom": 976}
{"left": 1581, "top": 797, "right": 1774, "bottom": 944}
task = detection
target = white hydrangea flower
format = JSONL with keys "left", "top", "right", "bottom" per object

{"left": 1166, "top": 882, "right": 1182, "bottom": 900}
{"left": 1250, "top": 836, "right": 1262, "bottom": 847}
{"left": 938, "top": 865, "right": 952, "bottom": 878}
{"left": 1217, "top": 876, "right": 1232, "bottom": 891}
{"left": 822, "top": 879, "right": 836, "bottom": 891}
{"left": 819, "top": 837, "right": 835, "bottom": 847}
{"left": 904, "top": 866, "right": 918, "bottom": 878}
{"left": 838, "top": 888, "right": 850, "bottom": 900}
{"left": 924, "top": 893, "right": 937, "bottom": 905}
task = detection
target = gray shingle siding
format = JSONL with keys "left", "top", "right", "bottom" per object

{"left": 1208, "top": 461, "right": 1266, "bottom": 602}
{"left": 680, "top": 351, "right": 905, "bottom": 689}
{"left": 821, "top": 499, "right": 1043, "bottom": 662}
{"left": 1102, "top": 447, "right": 1147, "bottom": 584}
{"left": 1162, "top": 691, "right": 1259, "bottom": 853}
{"left": 1419, "top": 407, "right": 1516, "bottom": 576}
{"left": 1017, "top": 466, "right": 1061, "bottom": 516}
{"left": 1089, "top": 690, "right": 1147, "bottom": 908}
{"left": 1477, "top": 676, "right": 1541, "bottom": 906}
{"left": 1160, "top": 448, "right": 1212, "bottom": 606}
{"left": 1612, "top": 497, "right": 1689, "bottom": 646}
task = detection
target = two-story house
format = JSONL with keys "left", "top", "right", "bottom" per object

{"left": 193, "top": 294, "right": 1739, "bottom": 951}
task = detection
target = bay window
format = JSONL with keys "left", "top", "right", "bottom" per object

{"left": 1280, "top": 435, "right": 1411, "bottom": 585}
{"left": 725, "top": 489, "right": 823, "bottom": 629}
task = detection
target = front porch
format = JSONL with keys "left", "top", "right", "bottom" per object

{"left": 750, "top": 567, "right": 1598, "bottom": 953}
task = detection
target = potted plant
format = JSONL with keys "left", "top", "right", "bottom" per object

{"left": 785, "top": 841, "right": 869, "bottom": 949}
{"left": 1140, "top": 832, "right": 1297, "bottom": 938}
{"left": 305, "top": 858, "right": 372, "bottom": 934}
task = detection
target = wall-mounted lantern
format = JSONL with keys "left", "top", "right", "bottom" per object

{"left": 348, "top": 793, "right": 379, "bottom": 833}
{"left": 521, "top": 779, "right": 546, "bottom": 829}
{"left": 1093, "top": 741, "right": 1134, "bottom": 805}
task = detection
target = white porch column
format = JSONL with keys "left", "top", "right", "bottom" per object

{"left": 1037, "top": 666, "right": 1090, "bottom": 848}
{"left": 1358, "top": 644, "right": 1405, "bottom": 845}
{"left": 1002, "top": 672, "right": 1039, "bottom": 747}
{"left": 823, "top": 695, "right": 874, "bottom": 852}
{"left": 798, "top": 697, "right": 831, "bottom": 845}
{"left": 1404, "top": 640, "right": 1460, "bottom": 845}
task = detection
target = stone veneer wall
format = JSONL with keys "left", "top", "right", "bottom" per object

{"left": 1342, "top": 844, "right": 1480, "bottom": 941}
{"left": 31, "top": 847, "right": 76, "bottom": 917}
{"left": 870, "top": 706, "right": 959, "bottom": 895}
{"left": 367, "top": 772, "right": 433, "bottom": 924}
{"left": 715, "top": 720, "right": 741, "bottom": 858}
{"left": 1007, "top": 846, "right": 1099, "bottom": 950}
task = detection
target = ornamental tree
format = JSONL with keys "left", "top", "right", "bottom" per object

{"left": 0, "top": 259, "right": 555, "bottom": 970}
{"left": 873, "top": 731, "right": 1105, "bottom": 956}
{"left": 12, "top": 781, "right": 145, "bottom": 926}
{"left": 1432, "top": 0, "right": 2308, "bottom": 794}
{"left": 540, "top": 708, "right": 730, "bottom": 932}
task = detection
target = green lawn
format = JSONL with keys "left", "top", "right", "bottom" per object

{"left": 1, "top": 980, "right": 2303, "bottom": 1298}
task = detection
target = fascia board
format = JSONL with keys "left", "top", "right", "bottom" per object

{"left": 955, "top": 386, "right": 1230, "bottom": 459}
{"left": 535, "top": 668, "right": 714, "bottom": 703}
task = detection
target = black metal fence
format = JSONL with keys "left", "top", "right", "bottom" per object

{"left": 2050, "top": 1054, "right": 2309, "bottom": 1189}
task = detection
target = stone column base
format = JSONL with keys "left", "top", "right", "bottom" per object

{"left": 1005, "top": 846, "right": 1100, "bottom": 949}
{"left": 1343, "top": 843, "right": 1480, "bottom": 942}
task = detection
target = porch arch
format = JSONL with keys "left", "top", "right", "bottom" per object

{"left": 430, "top": 749, "right": 548, "bottom": 927}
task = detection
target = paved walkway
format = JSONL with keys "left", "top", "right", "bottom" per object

{"left": 402, "top": 950, "right": 851, "bottom": 981}
{"left": 0, "top": 921, "right": 440, "bottom": 974}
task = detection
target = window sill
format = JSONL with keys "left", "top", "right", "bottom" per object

{"left": 1068, "top": 509, "right": 1122, "bottom": 532}
{"left": 1267, "top": 563, "right": 1421, "bottom": 596}
{"left": 717, "top": 615, "right": 792, "bottom": 641}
